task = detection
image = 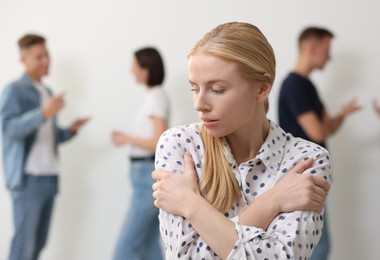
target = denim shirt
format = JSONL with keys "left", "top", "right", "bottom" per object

{"left": 0, "top": 73, "right": 74, "bottom": 190}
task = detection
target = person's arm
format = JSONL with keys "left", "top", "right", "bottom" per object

{"left": 323, "top": 98, "right": 361, "bottom": 134}
{"left": 153, "top": 153, "right": 329, "bottom": 259}
{"left": 297, "top": 98, "right": 361, "bottom": 144}
{"left": 226, "top": 148, "right": 331, "bottom": 260}
{"left": 112, "top": 116, "right": 167, "bottom": 151}
{"left": 0, "top": 85, "right": 44, "bottom": 139}
{"left": 55, "top": 117, "right": 91, "bottom": 144}
{"left": 297, "top": 111, "right": 328, "bottom": 144}
{"left": 152, "top": 127, "right": 331, "bottom": 259}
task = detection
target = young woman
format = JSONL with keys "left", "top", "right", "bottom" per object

{"left": 112, "top": 47, "right": 169, "bottom": 260}
{"left": 152, "top": 22, "right": 331, "bottom": 259}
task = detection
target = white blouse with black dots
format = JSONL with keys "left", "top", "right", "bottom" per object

{"left": 155, "top": 120, "right": 332, "bottom": 260}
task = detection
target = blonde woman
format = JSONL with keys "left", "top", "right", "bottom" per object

{"left": 152, "top": 22, "right": 331, "bottom": 259}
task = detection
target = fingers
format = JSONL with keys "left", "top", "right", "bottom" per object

{"left": 54, "top": 91, "right": 66, "bottom": 100}
{"left": 343, "top": 97, "right": 362, "bottom": 114}
{"left": 306, "top": 176, "right": 330, "bottom": 213}
{"left": 51, "top": 92, "right": 65, "bottom": 105}
{"left": 309, "top": 185, "right": 327, "bottom": 204}
{"left": 152, "top": 170, "right": 163, "bottom": 181}
{"left": 311, "top": 175, "right": 330, "bottom": 193}
{"left": 183, "top": 152, "right": 195, "bottom": 174}
{"left": 308, "top": 200, "right": 324, "bottom": 213}
{"left": 291, "top": 157, "right": 314, "bottom": 174}
{"left": 82, "top": 116, "right": 92, "bottom": 123}
{"left": 49, "top": 94, "right": 65, "bottom": 110}
{"left": 296, "top": 185, "right": 326, "bottom": 213}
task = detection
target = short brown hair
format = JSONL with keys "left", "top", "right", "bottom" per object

{"left": 298, "top": 27, "right": 334, "bottom": 48}
{"left": 18, "top": 34, "right": 46, "bottom": 50}
{"left": 134, "top": 47, "right": 165, "bottom": 87}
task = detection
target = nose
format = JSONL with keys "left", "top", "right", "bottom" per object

{"left": 194, "top": 91, "right": 211, "bottom": 112}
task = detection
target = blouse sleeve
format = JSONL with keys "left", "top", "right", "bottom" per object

{"left": 155, "top": 125, "right": 224, "bottom": 258}
{"left": 226, "top": 149, "right": 332, "bottom": 260}
{"left": 155, "top": 126, "right": 332, "bottom": 259}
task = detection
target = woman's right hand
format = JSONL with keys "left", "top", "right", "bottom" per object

{"left": 270, "top": 158, "right": 330, "bottom": 214}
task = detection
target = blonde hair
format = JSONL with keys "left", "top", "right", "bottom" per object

{"left": 189, "top": 22, "right": 276, "bottom": 212}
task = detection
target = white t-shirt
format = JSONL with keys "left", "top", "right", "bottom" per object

{"left": 129, "top": 87, "right": 169, "bottom": 157}
{"left": 24, "top": 83, "right": 59, "bottom": 175}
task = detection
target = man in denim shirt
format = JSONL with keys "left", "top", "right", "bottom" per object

{"left": 0, "top": 34, "right": 89, "bottom": 260}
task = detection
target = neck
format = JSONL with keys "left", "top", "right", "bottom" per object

{"left": 145, "top": 84, "right": 153, "bottom": 91}
{"left": 26, "top": 71, "right": 42, "bottom": 83}
{"left": 293, "top": 55, "right": 313, "bottom": 77}
{"left": 226, "top": 117, "right": 270, "bottom": 165}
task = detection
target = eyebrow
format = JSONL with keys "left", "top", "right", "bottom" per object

{"left": 188, "top": 79, "right": 229, "bottom": 85}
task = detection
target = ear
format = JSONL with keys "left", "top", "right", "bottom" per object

{"left": 256, "top": 76, "right": 272, "bottom": 103}
{"left": 309, "top": 40, "right": 320, "bottom": 55}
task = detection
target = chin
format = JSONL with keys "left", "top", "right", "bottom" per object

{"left": 204, "top": 128, "right": 229, "bottom": 139}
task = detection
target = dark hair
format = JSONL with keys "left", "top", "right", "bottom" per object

{"left": 298, "top": 27, "right": 334, "bottom": 48}
{"left": 134, "top": 47, "right": 165, "bottom": 87}
{"left": 18, "top": 34, "right": 46, "bottom": 50}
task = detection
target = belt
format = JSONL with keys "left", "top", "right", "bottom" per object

{"left": 130, "top": 155, "right": 155, "bottom": 162}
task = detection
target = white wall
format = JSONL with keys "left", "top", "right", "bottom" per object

{"left": 0, "top": 1, "right": 379, "bottom": 259}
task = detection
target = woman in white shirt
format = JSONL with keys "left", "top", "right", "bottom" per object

{"left": 152, "top": 22, "right": 331, "bottom": 260}
{"left": 112, "top": 47, "right": 169, "bottom": 260}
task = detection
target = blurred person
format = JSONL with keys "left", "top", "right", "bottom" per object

{"left": 278, "top": 27, "right": 361, "bottom": 260}
{"left": 372, "top": 99, "right": 380, "bottom": 118}
{"left": 111, "top": 47, "right": 169, "bottom": 260}
{"left": 151, "top": 22, "right": 331, "bottom": 259}
{"left": 0, "top": 33, "right": 89, "bottom": 260}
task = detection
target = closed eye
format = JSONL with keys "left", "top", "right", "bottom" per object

{"left": 190, "top": 88, "right": 199, "bottom": 94}
{"left": 211, "top": 89, "right": 225, "bottom": 94}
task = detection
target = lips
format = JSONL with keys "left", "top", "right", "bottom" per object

{"left": 201, "top": 117, "right": 218, "bottom": 128}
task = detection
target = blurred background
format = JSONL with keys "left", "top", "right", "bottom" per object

{"left": 0, "top": 0, "right": 379, "bottom": 259}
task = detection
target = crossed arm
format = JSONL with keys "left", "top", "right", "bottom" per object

{"left": 152, "top": 152, "right": 330, "bottom": 259}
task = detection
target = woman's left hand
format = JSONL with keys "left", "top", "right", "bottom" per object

{"left": 152, "top": 152, "right": 200, "bottom": 217}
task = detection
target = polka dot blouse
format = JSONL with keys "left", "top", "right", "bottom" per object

{"left": 155, "top": 120, "right": 332, "bottom": 260}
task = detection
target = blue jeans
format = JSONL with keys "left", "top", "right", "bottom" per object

{"left": 8, "top": 175, "right": 57, "bottom": 260}
{"left": 113, "top": 159, "right": 163, "bottom": 260}
{"left": 311, "top": 207, "right": 330, "bottom": 260}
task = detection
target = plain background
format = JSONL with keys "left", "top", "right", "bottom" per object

{"left": 1, "top": 1, "right": 379, "bottom": 259}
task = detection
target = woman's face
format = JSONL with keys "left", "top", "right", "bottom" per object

{"left": 188, "top": 53, "right": 265, "bottom": 138}
{"left": 131, "top": 57, "right": 148, "bottom": 85}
